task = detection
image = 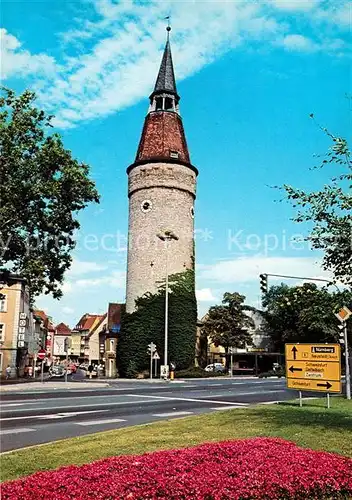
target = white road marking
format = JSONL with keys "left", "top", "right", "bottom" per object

{"left": 0, "top": 427, "right": 35, "bottom": 435}
{"left": 153, "top": 411, "right": 193, "bottom": 417}
{"left": 76, "top": 418, "right": 126, "bottom": 426}
{"left": 1, "top": 410, "right": 109, "bottom": 422}
{"left": 0, "top": 398, "right": 167, "bottom": 415}
{"left": 211, "top": 406, "right": 247, "bottom": 410}
{"left": 126, "top": 394, "right": 248, "bottom": 406}
{"left": 258, "top": 401, "right": 280, "bottom": 405}
{"left": 0, "top": 403, "right": 25, "bottom": 407}
{"left": 193, "top": 389, "right": 288, "bottom": 399}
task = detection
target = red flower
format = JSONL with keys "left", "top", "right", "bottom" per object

{"left": 2, "top": 438, "right": 352, "bottom": 499}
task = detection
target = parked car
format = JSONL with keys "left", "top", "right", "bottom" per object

{"left": 49, "top": 365, "right": 66, "bottom": 378}
{"left": 204, "top": 363, "right": 226, "bottom": 373}
{"left": 66, "top": 363, "right": 77, "bottom": 375}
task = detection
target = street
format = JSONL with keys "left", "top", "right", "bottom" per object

{"left": 0, "top": 377, "right": 325, "bottom": 452}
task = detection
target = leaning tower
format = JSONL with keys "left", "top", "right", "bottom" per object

{"left": 125, "top": 28, "right": 198, "bottom": 313}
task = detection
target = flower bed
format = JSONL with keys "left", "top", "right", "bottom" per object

{"left": 2, "top": 438, "right": 352, "bottom": 499}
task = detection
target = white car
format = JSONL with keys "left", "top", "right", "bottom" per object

{"left": 204, "top": 363, "right": 226, "bottom": 373}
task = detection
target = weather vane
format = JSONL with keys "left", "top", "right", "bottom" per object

{"left": 165, "top": 15, "right": 171, "bottom": 34}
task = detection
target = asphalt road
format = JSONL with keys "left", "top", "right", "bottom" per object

{"left": 0, "top": 377, "right": 323, "bottom": 452}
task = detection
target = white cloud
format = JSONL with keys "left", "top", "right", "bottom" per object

{"left": 1, "top": 0, "right": 348, "bottom": 127}
{"left": 61, "top": 282, "right": 73, "bottom": 294}
{"left": 268, "top": 0, "right": 320, "bottom": 11}
{"left": 75, "top": 270, "right": 126, "bottom": 289}
{"left": 314, "top": 2, "right": 351, "bottom": 27}
{"left": 280, "top": 34, "right": 318, "bottom": 52}
{"left": 2, "top": 1, "right": 284, "bottom": 127}
{"left": 196, "top": 288, "right": 218, "bottom": 302}
{"left": 199, "top": 256, "right": 332, "bottom": 284}
{"left": 0, "top": 28, "right": 57, "bottom": 80}
{"left": 62, "top": 306, "right": 75, "bottom": 315}
{"left": 67, "top": 259, "right": 108, "bottom": 276}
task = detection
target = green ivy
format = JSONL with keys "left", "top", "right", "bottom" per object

{"left": 117, "top": 269, "right": 197, "bottom": 377}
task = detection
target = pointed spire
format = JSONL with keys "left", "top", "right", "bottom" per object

{"left": 153, "top": 26, "right": 177, "bottom": 96}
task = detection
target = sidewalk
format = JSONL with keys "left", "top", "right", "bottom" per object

{"left": 104, "top": 376, "right": 258, "bottom": 382}
{"left": 0, "top": 381, "right": 110, "bottom": 392}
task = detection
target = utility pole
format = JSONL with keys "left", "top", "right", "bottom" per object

{"left": 342, "top": 320, "right": 351, "bottom": 400}
{"left": 335, "top": 307, "right": 351, "bottom": 400}
{"left": 344, "top": 321, "right": 351, "bottom": 400}
{"left": 157, "top": 230, "right": 179, "bottom": 380}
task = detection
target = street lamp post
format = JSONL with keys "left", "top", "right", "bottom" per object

{"left": 157, "top": 230, "right": 179, "bottom": 379}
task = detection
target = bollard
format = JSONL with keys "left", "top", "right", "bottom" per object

{"left": 170, "top": 370, "right": 174, "bottom": 381}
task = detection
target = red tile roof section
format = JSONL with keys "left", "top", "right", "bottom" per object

{"left": 56, "top": 322, "right": 71, "bottom": 335}
{"left": 135, "top": 112, "right": 190, "bottom": 165}
{"left": 88, "top": 313, "right": 107, "bottom": 338}
{"left": 74, "top": 314, "right": 105, "bottom": 332}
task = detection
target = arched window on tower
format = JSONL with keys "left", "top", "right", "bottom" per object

{"left": 155, "top": 97, "right": 163, "bottom": 111}
{"left": 164, "top": 97, "right": 174, "bottom": 111}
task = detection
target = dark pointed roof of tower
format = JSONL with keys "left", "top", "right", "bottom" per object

{"left": 153, "top": 31, "right": 178, "bottom": 97}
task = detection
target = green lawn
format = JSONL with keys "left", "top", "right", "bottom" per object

{"left": 1, "top": 398, "right": 351, "bottom": 483}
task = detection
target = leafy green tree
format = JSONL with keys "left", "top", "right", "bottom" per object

{"left": 281, "top": 115, "right": 351, "bottom": 286}
{"left": 201, "top": 293, "right": 254, "bottom": 356}
{"left": 263, "top": 282, "right": 352, "bottom": 351}
{"left": 117, "top": 269, "right": 197, "bottom": 376}
{"left": 0, "top": 88, "right": 99, "bottom": 298}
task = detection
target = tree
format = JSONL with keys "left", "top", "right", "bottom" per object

{"left": 263, "top": 282, "right": 352, "bottom": 351}
{"left": 117, "top": 269, "right": 197, "bottom": 376}
{"left": 0, "top": 88, "right": 99, "bottom": 298}
{"left": 201, "top": 293, "right": 254, "bottom": 357}
{"left": 281, "top": 115, "right": 351, "bottom": 286}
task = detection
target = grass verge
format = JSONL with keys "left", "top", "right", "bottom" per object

{"left": 1, "top": 397, "right": 351, "bottom": 482}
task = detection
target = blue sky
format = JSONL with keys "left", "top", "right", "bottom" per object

{"left": 1, "top": 0, "right": 350, "bottom": 326}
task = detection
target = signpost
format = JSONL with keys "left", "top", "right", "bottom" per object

{"left": 64, "top": 338, "right": 71, "bottom": 383}
{"left": 285, "top": 343, "right": 341, "bottom": 407}
{"left": 153, "top": 351, "right": 160, "bottom": 377}
{"left": 147, "top": 342, "right": 156, "bottom": 380}
{"left": 37, "top": 349, "right": 46, "bottom": 384}
{"left": 228, "top": 347, "right": 235, "bottom": 377}
{"left": 335, "top": 306, "right": 351, "bottom": 400}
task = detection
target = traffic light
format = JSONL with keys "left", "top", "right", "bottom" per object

{"left": 147, "top": 342, "right": 156, "bottom": 355}
{"left": 259, "top": 274, "right": 268, "bottom": 295}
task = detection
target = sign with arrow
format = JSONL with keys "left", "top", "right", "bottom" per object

{"left": 285, "top": 343, "right": 341, "bottom": 393}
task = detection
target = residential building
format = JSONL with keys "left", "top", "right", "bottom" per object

{"left": 196, "top": 310, "right": 281, "bottom": 374}
{"left": 52, "top": 322, "right": 71, "bottom": 360}
{"left": 33, "top": 310, "right": 55, "bottom": 366}
{"left": 102, "top": 303, "right": 124, "bottom": 377}
{"left": 71, "top": 314, "right": 105, "bottom": 363}
{"left": 87, "top": 314, "right": 107, "bottom": 364}
{"left": 0, "top": 273, "right": 38, "bottom": 377}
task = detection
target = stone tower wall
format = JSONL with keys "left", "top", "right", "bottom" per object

{"left": 126, "top": 162, "right": 196, "bottom": 312}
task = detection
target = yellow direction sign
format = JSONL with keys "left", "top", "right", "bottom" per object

{"left": 285, "top": 343, "right": 341, "bottom": 393}
{"left": 287, "top": 379, "right": 341, "bottom": 393}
